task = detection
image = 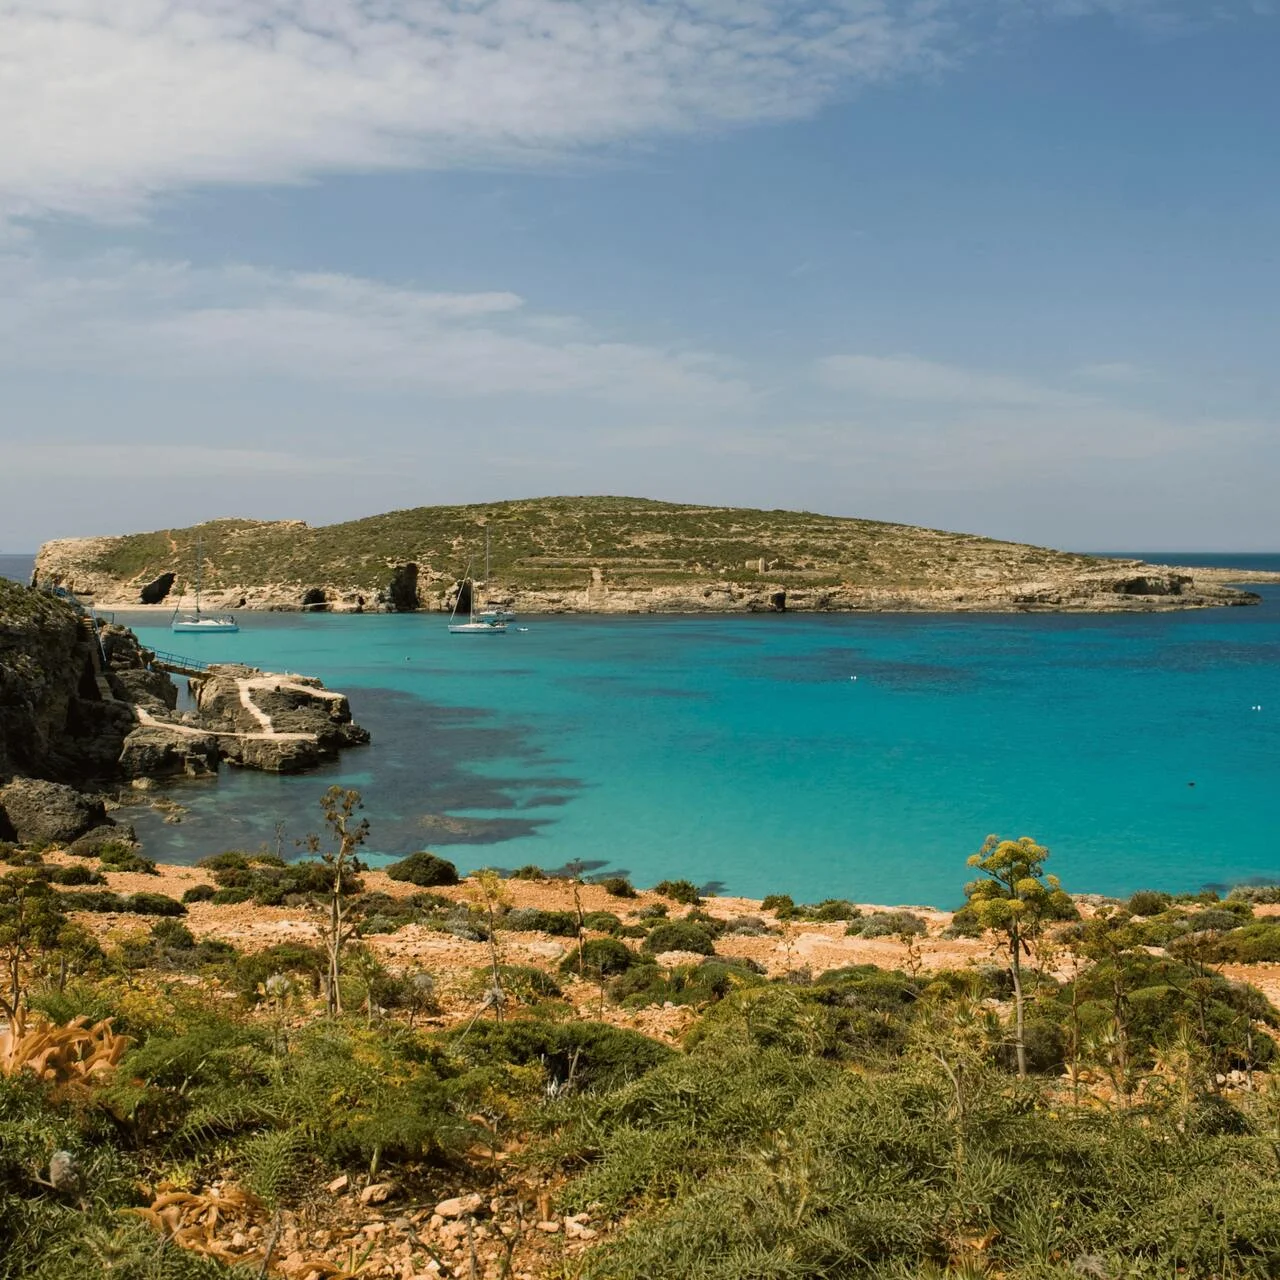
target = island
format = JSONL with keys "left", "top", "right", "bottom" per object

{"left": 31, "top": 496, "right": 1278, "bottom": 614}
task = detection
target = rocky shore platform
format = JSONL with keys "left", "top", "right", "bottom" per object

{"left": 0, "top": 578, "right": 369, "bottom": 847}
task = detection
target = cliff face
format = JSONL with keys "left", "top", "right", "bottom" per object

{"left": 0, "top": 579, "right": 141, "bottom": 784}
{"left": 32, "top": 498, "right": 1276, "bottom": 615}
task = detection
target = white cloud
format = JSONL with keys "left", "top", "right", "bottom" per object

{"left": 3, "top": 1, "right": 1255, "bottom": 226}
{"left": 816, "top": 353, "right": 1077, "bottom": 407}
{"left": 0, "top": 250, "right": 753, "bottom": 409}
{"left": 0, "top": 0, "right": 956, "bottom": 224}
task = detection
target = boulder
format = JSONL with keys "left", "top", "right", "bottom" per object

{"left": 68, "top": 823, "right": 137, "bottom": 857}
{"left": 0, "top": 777, "right": 107, "bottom": 844}
{"left": 119, "top": 725, "right": 220, "bottom": 779}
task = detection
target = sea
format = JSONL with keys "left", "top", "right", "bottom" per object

{"left": 3, "top": 551, "right": 1278, "bottom": 906}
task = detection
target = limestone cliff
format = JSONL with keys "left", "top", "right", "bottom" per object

{"left": 32, "top": 498, "right": 1276, "bottom": 614}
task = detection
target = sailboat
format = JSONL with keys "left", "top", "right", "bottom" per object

{"left": 171, "top": 538, "right": 239, "bottom": 634}
{"left": 448, "top": 563, "right": 506, "bottom": 635}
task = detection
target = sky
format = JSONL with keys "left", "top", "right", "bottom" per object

{"left": 1, "top": 1, "right": 1278, "bottom": 552}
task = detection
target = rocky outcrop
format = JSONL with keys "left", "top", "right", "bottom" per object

{"left": 118, "top": 724, "right": 220, "bottom": 779}
{"left": 0, "top": 579, "right": 158, "bottom": 785}
{"left": 190, "top": 665, "right": 370, "bottom": 773}
{"left": 386, "top": 563, "right": 419, "bottom": 612}
{"left": 1, "top": 578, "right": 369, "bottom": 813}
{"left": 0, "top": 778, "right": 108, "bottom": 845}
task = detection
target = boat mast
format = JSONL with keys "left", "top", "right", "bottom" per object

{"left": 194, "top": 536, "right": 202, "bottom": 616}
{"left": 484, "top": 525, "right": 490, "bottom": 582}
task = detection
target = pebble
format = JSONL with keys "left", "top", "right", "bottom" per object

{"left": 435, "top": 1192, "right": 484, "bottom": 1218}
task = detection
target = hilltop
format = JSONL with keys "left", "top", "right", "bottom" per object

{"left": 32, "top": 495, "right": 1269, "bottom": 613}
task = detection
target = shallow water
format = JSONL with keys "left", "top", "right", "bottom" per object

{"left": 113, "top": 569, "right": 1280, "bottom": 907}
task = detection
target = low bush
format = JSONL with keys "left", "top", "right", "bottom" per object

{"left": 510, "top": 864, "right": 547, "bottom": 880}
{"left": 456, "top": 1019, "right": 673, "bottom": 1093}
{"left": 385, "top": 850, "right": 459, "bottom": 887}
{"left": 806, "top": 898, "right": 861, "bottom": 922}
{"left": 1229, "top": 884, "right": 1280, "bottom": 905}
{"left": 125, "top": 892, "right": 187, "bottom": 916}
{"left": 847, "top": 910, "right": 927, "bottom": 939}
{"left": 654, "top": 878, "right": 701, "bottom": 905}
{"left": 45, "top": 862, "right": 103, "bottom": 886}
{"left": 503, "top": 907, "right": 580, "bottom": 936}
{"left": 599, "top": 876, "right": 637, "bottom": 898}
{"left": 583, "top": 910, "right": 622, "bottom": 934}
{"left": 761, "top": 893, "right": 797, "bottom": 918}
{"left": 1127, "top": 889, "right": 1173, "bottom": 916}
{"left": 212, "top": 886, "right": 252, "bottom": 905}
{"left": 561, "top": 937, "right": 639, "bottom": 978}
{"left": 636, "top": 903, "right": 667, "bottom": 920}
{"left": 643, "top": 920, "right": 716, "bottom": 956}
{"left": 181, "top": 882, "right": 217, "bottom": 903}
{"left": 1179, "top": 922, "right": 1280, "bottom": 965}
{"left": 99, "top": 845, "right": 158, "bottom": 874}
{"left": 611, "top": 959, "right": 764, "bottom": 1008}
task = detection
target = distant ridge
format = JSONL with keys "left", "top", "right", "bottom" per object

{"left": 31, "top": 496, "right": 1266, "bottom": 614}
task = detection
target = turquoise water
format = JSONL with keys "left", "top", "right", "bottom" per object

{"left": 115, "top": 568, "right": 1280, "bottom": 907}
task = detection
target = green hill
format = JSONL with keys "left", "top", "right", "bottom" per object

{"left": 32, "top": 496, "right": 1251, "bottom": 612}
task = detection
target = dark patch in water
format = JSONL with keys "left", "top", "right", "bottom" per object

{"left": 757, "top": 646, "right": 973, "bottom": 692}
{"left": 415, "top": 813, "right": 549, "bottom": 844}
{"left": 128, "top": 685, "right": 579, "bottom": 863}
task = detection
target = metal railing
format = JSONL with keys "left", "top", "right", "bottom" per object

{"left": 147, "top": 648, "right": 211, "bottom": 675}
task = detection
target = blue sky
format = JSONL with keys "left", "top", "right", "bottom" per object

{"left": 2, "top": 1, "right": 1277, "bottom": 551}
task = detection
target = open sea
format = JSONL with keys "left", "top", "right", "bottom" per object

{"left": 5, "top": 551, "right": 1279, "bottom": 906}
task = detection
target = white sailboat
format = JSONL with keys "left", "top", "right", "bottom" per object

{"left": 448, "top": 564, "right": 506, "bottom": 635}
{"left": 171, "top": 538, "right": 238, "bottom": 634}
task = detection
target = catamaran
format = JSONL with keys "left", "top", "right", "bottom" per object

{"left": 171, "top": 538, "right": 238, "bottom": 634}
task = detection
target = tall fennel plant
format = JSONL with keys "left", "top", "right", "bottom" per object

{"left": 964, "top": 835, "right": 1074, "bottom": 1078}
{"left": 303, "top": 786, "right": 369, "bottom": 1017}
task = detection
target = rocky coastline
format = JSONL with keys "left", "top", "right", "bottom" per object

{"left": 0, "top": 577, "right": 369, "bottom": 849}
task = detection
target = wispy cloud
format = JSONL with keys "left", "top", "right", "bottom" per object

{"left": 816, "top": 353, "right": 1077, "bottom": 407}
{"left": 2, "top": 1, "right": 1258, "bottom": 226}
{"left": 0, "top": 250, "right": 753, "bottom": 409}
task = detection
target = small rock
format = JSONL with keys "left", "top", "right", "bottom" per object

{"left": 326, "top": 1175, "right": 350, "bottom": 1195}
{"left": 435, "top": 1193, "right": 484, "bottom": 1219}
{"left": 566, "top": 1222, "right": 597, "bottom": 1240}
{"left": 360, "top": 1181, "right": 395, "bottom": 1205}
{"left": 536, "top": 1221, "right": 561, "bottom": 1234}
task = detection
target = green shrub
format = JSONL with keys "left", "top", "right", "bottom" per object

{"left": 561, "top": 938, "right": 639, "bottom": 978}
{"left": 1230, "top": 884, "right": 1280, "bottom": 905}
{"left": 636, "top": 903, "right": 668, "bottom": 920}
{"left": 124, "top": 892, "right": 186, "bottom": 916}
{"left": 806, "top": 898, "right": 861, "bottom": 922}
{"left": 654, "top": 878, "right": 701, "bottom": 905}
{"left": 150, "top": 919, "right": 196, "bottom": 949}
{"left": 942, "top": 904, "right": 984, "bottom": 938}
{"left": 848, "top": 910, "right": 927, "bottom": 939}
{"left": 212, "top": 886, "right": 252, "bottom": 905}
{"left": 611, "top": 958, "right": 765, "bottom": 1009}
{"left": 503, "top": 907, "right": 580, "bottom": 936}
{"left": 455, "top": 1020, "right": 673, "bottom": 1093}
{"left": 583, "top": 911, "right": 622, "bottom": 935}
{"left": 643, "top": 920, "right": 716, "bottom": 956}
{"left": 1127, "top": 889, "right": 1172, "bottom": 916}
{"left": 46, "top": 863, "right": 103, "bottom": 886}
{"left": 57, "top": 889, "right": 124, "bottom": 912}
{"left": 99, "top": 845, "right": 158, "bottom": 875}
{"left": 761, "top": 893, "right": 796, "bottom": 918}
{"left": 1181, "top": 922, "right": 1280, "bottom": 964}
{"left": 510, "top": 864, "right": 547, "bottom": 880}
{"left": 599, "top": 876, "right": 637, "bottom": 898}
{"left": 385, "top": 850, "right": 459, "bottom": 887}
{"left": 231, "top": 942, "right": 327, "bottom": 998}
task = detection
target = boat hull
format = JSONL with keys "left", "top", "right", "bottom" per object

{"left": 448, "top": 623, "right": 507, "bottom": 634}
{"left": 171, "top": 618, "right": 239, "bottom": 634}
